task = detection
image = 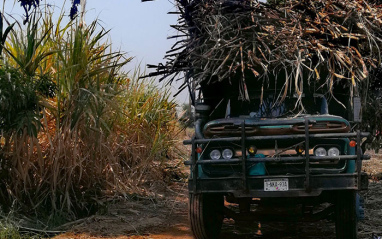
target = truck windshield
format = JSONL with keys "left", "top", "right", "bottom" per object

{"left": 230, "top": 95, "right": 327, "bottom": 118}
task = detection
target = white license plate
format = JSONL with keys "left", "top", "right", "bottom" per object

{"left": 264, "top": 178, "right": 289, "bottom": 191}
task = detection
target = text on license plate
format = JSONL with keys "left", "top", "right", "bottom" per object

{"left": 264, "top": 178, "right": 289, "bottom": 191}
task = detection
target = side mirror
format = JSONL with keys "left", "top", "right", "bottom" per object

{"left": 353, "top": 97, "right": 361, "bottom": 122}
{"left": 195, "top": 103, "right": 211, "bottom": 120}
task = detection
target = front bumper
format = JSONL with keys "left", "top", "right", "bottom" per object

{"left": 188, "top": 173, "right": 369, "bottom": 198}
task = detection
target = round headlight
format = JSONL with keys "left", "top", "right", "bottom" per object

{"left": 314, "top": 147, "right": 327, "bottom": 157}
{"left": 328, "top": 147, "right": 340, "bottom": 157}
{"left": 209, "top": 149, "right": 221, "bottom": 160}
{"left": 222, "top": 149, "right": 234, "bottom": 160}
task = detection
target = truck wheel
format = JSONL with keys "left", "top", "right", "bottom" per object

{"left": 335, "top": 190, "right": 358, "bottom": 239}
{"left": 189, "top": 193, "right": 224, "bottom": 239}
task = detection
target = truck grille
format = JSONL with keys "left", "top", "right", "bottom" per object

{"left": 292, "top": 121, "right": 349, "bottom": 133}
{"left": 204, "top": 121, "right": 349, "bottom": 138}
{"left": 204, "top": 124, "right": 257, "bottom": 138}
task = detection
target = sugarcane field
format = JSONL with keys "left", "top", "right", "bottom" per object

{"left": 0, "top": 0, "right": 382, "bottom": 238}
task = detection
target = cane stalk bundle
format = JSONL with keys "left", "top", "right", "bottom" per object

{"left": 147, "top": 0, "right": 382, "bottom": 103}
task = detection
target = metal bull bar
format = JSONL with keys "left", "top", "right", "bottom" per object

{"left": 184, "top": 118, "right": 370, "bottom": 195}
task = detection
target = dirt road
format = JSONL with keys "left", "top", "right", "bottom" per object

{"left": 52, "top": 179, "right": 382, "bottom": 239}
{"left": 53, "top": 152, "right": 382, "bottom": 239}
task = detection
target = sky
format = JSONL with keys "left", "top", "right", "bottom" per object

{"left": 1, "top": 0, "right": 189, "bottom": 104}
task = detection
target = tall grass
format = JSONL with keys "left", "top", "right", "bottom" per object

{"left": 0, "top": 208, "right": 38, "bottom": 239}
{"left": 0, "top": 8, "right": 180, "bottom": 224}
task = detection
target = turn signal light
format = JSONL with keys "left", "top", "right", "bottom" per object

{"left": 248, "top": 146, "right": 257, "bottom": 155}
{"left": 349, "top": 140, "right": 357, "bottom": 148}
{"left": 295, "top": 145, "right": 305, "bottom": 155}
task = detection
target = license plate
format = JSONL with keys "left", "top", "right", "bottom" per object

{"left": 264, "top": 178, "right": 289, "bottom": 191}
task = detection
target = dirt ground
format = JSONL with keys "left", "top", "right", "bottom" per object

{"left": 52, "top": 153, "right": 382, "bottom": 239}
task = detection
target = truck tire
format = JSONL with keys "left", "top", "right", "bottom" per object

{"left": 189, "top": 193, "right": 224, "bottom": 239}
{"left": 335, "top": 190, "right": 358, "bottom": 239}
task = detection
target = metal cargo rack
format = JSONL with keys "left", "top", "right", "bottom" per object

{"left": 183, "top": 118, "right": 370, "bottom": 197}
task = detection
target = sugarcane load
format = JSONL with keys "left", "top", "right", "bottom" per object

{"left": 148, "top": 0, "right": 382, "bottom": 110}
{"left": 144, "top": 0, "right": 381, "bottom": 238}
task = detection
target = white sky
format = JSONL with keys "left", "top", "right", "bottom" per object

{"left": 1, "top": 0, "right": 189, "bottom": 104}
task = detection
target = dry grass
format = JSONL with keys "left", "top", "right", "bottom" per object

{"left": 363, "top": 151, "right": 382, "bottom": 179}
{"left": 0, "top": 8, "right": 185, "bottom": 226}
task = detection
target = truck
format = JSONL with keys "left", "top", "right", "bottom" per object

{"left": 183, "top": 79, "right": 370, "bottom": 239}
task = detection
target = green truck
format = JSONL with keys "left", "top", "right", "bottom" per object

{"left": 184, "top": 87, "right": 369, "bottom": 239}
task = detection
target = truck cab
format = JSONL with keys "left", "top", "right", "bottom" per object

{"left": 184, "top": 86, "right": 369, "bottom": 239}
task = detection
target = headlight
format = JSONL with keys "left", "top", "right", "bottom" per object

{"left": 222, "top": 149, "right": 233, "bottom": 160}
{"left": 314, "top": 147, "right": 327, "bottom": 157}
{"left": 328, "top": 147, "right": 340, "bottom": 157}
{"left": 209, "top": 149, "right": 221, "bottom": 160}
